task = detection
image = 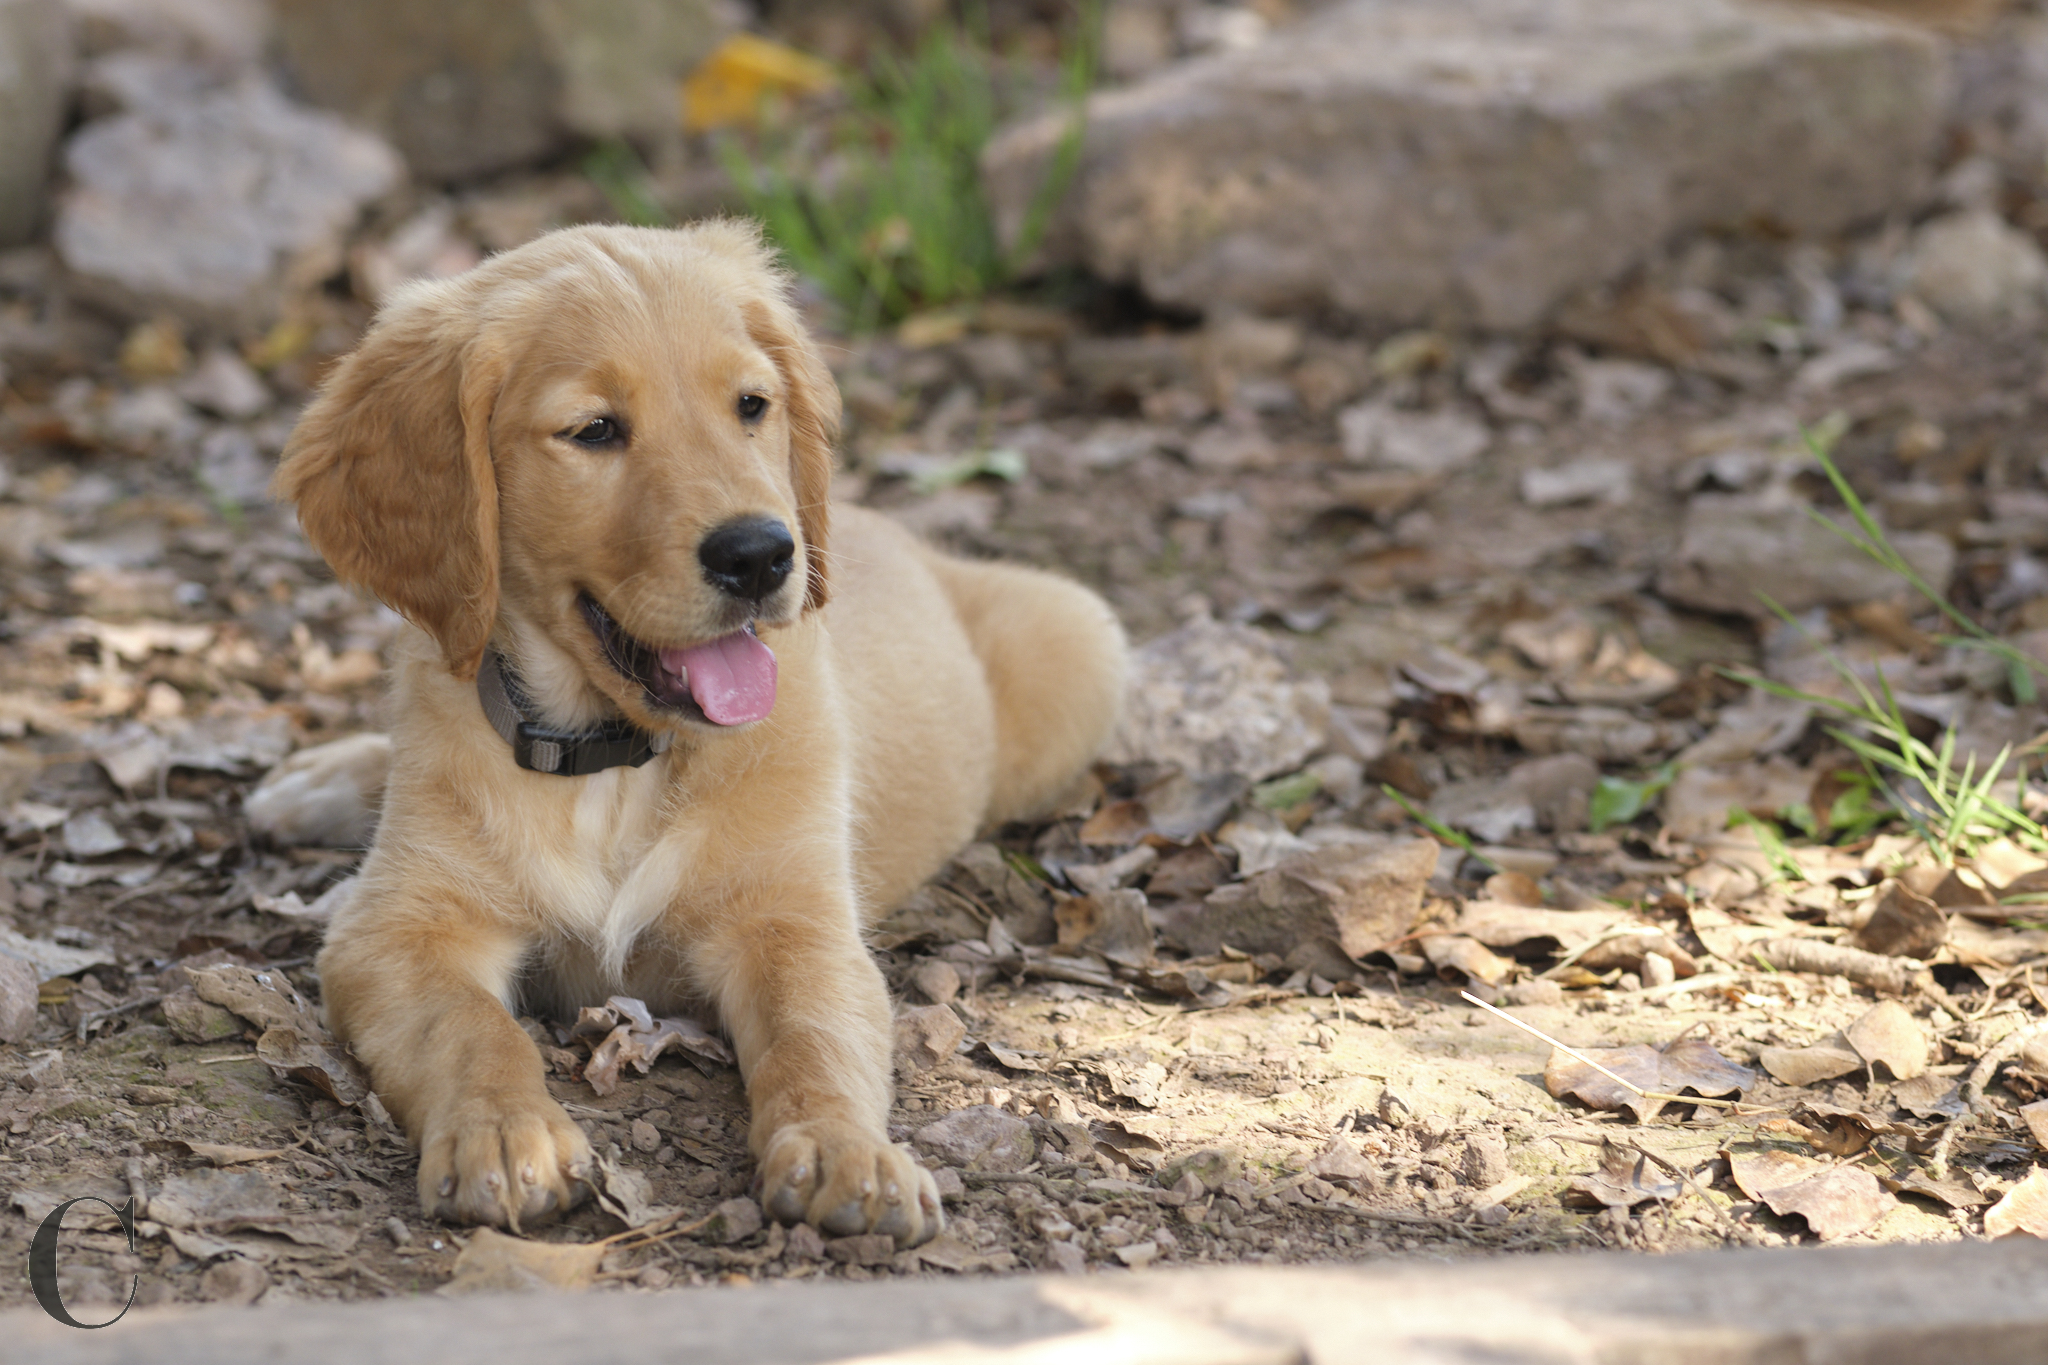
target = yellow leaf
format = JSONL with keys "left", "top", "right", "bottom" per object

{"left": 682, "top": 34, "right": 837, "bottom": 133}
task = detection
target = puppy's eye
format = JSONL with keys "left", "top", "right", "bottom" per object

{"left": 737, "top": 393, "right": 768, "bottom": 422}
{"left": 563, "top": 417, "right": 624, "bottom": 447}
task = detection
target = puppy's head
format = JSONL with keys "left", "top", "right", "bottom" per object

{"left": 276, "top": 221, "right": 838, "bottom": 733}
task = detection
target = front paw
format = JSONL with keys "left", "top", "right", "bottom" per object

{"left": 417, "top": 1091, "right": 595, "bottom": 1230}
{"left": 757, "top": 1120, "right": 943, "bottom": 1248}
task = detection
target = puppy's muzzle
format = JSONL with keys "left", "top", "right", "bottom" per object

{"left": 700, "top": 517, "right": 796, "bottom": 603}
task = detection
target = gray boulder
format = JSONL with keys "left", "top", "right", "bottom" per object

{"left": 272, "top": 0, "right": 738, "bottom": 181}
{"left": 985, "top": 0, "right": 1945, "bottom": 327}
{"left": 55, "top": 76, "right": 403, "bottom": 327}
{"left": 0, "top": 0, "right": 76, "bottom": 247}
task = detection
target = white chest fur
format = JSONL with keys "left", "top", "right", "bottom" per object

{"left": 491, "top": 759, "right": 701, "bottom": 984}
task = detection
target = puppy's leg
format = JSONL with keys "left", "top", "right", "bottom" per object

{"left": 921, "top": 553, "right": 1128, "bottom": 825}
{"left": 692, "top": 896, "right": 942, "bottom": 1247}
{"left": 319, "top": 901, "right": 592, "bottom": 1229}
{"left": 245, "top": 732, "right": 391, "bottom": 848}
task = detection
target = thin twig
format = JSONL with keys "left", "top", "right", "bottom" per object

{"left": 76, "top": 993, "right": 164, "bottom": 1042}
{"left": 1930, "top": 1018, "right": 2048, "bottom": 1180}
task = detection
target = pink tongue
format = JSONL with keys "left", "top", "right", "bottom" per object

{"left": 660, "top": 630, "right": 777, "bottom": 726}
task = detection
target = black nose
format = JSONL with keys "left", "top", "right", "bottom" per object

{"left": 698, "top": 517, "right": 796, "bottom": 602}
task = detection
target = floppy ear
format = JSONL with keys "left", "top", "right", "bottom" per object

{"left": 743, "top": 286, "right": 840, "bottom": 614}
{"left": 274, "top": 282, "right": 505, "bottom": 679}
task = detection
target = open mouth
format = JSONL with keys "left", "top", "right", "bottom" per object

{"left": 578, "top": 593, "right": 778, "bottom": 727}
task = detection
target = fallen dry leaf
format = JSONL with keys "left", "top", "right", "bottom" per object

{"left": 186, "top": 963, "right": 319, "bottom": 1034}
{"left": 441, "top": 1227, "right": 608, "bottom": 1294}
{"left": 590, "top": 1156, "right": 678, "bottom": 1230}
{"left": 159, "top": 1139, "right": 293, "bottom": 1167}
{"left": 575, "top": 995, "right": 736, "bottom": 1096}
{"left": 1880, "top": 1170, "right": 1990, "bottom": 1209}
{"left": 1054, "top": 888, "right": 1155, "bottom": 967}
{"left": 2021, "top": 1100, "right": 2048, "bottom": 1152}
{"left": 1544, "top": 1037, "right": 1754, "bottom": 1121}
{"left": 1843, "top": 1000, "right": 1929, "bottom": 1081}
{"left": 1986, "top": 1169, "right": 2048, "bottom": 1238}
{"left": 1849, "top": 881, "right": 1948, "bottom": 960}
{"left": 255, "top": 1025, "right": 369, "bottom": 1105}
{"left": 1764, "top": 1167, "right": 1894, "bottom": 1242}
{"left": 1891, "top": 1073, "right": 1966, "bottom": 1119}
{"left": 1564, "top": 1141, "right": 1681, "bottom": 1209}
{"left": 1727, "top": 1147, "right": 1893, "bottom": 1241}
{"left": 1421, "top": 933, "right": 1513, "bottom": 986}
{"left": 1759, "top": 1032, "right": 1867, "bottom": 1087}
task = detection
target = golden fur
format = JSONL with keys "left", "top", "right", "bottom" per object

{"left": 274, "top": 222, "right": 1126, "bottom": 1243}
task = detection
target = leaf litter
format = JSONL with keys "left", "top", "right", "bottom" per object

{"left": 15, "top": 26, "right": 2048, "bottom": 1305}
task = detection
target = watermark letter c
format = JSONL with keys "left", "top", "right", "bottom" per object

{"left": 29, "top": 1196, "right": 139, "bottom": 1329}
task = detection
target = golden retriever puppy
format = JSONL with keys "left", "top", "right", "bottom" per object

{"left": 274, "top": 221, "right": 1126, "bottom": 1244}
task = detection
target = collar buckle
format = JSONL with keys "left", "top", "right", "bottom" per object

{"left": 478, "top": 651, "right": 672, "bottom": 777}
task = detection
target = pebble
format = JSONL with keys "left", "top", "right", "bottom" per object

{"left": 1462, "top": 1134, "right": 1511, "bottom": 1188}
{"left": 910, "top": 958, "right": 962, "bottom": 1006}
{"left": 0, "top": 953, "right": 36, "bottom": 1044}
{"left": 1044, "top": 1240, "right": 1088, "bottom": 1274}
{"left": 199, "top": 1257, "right": 268, "bottom": 1305}
{"left": 705, "top": 1197, "right": 762, "bottom": 1246}
{"left": 911, "top": 1105, "right": 1036, "bottom": 1173}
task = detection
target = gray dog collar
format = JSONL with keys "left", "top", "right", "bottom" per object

{"left": 476, "top": 651, "right": 672, "bottom": 776}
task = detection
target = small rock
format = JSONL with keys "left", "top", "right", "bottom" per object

{"left": 1571, "top": 358, "right": 1670, "bottom": 426}
{"left": 911, "top": 1105, "right": 1035, "bottom": 1173}
{"left": 1044, "top": 1240, "right": 1087, "bottom": 1274}
{"left": 704, "top": 1197, "right": 762, "bottom": 1245}
{"left": 931, "top": 1167, "right": 965, "bottom": 1201}
{"left": 1186, "top": 417, "right": 1277, "bottom": 471}
{"left": 384, "top": 1217, "right": 410, "bottom": 1246}
{"left": 629, "top": 1119, "right": 660, "bottom": 1154}
{"left": 160, "top": 986, "right": 241, "bottom": 1044}
{"left": 1462, "top": 1134, "right": 1511, "bottom": 1188}
{"left": 1338, "top": 402, "right": 1491, "bottom": 475}
{"left": 1103, "top": 615, "right": 1330, "bottom": 785}
{"left": 1504, "top": 979, "right": 1566, "bottom": 1008}
{"left": 273, "top": 0, "right": 738, "bottom": 179}
{"left": 1509, "top": 753, "right": 1601, "bottom": 834}
{"left": 177, "top": 347, "right": 270, "bottom": 418}
{"left": 1903, "top": 209, "right": 2048, "bottom": 324}
{"left": 1519, "top": 459, "right": 1634, "bottom": 508}
{"left": 1114, "top": 1240, "right": 1160, "bottom": 1268}
{"left": 910, "top": 958, "right": 961, "bottom": 1006}
{"left": 1160, "top": 1147, "right": 1242, "bottom": 1190}
{"left": 56, "top": 76, "right": 404, "bottom": 328}
{"left": 636, "top": 1265, "right": 672, "bottom": 1289}
{"left": 199, "top": 1257, "right": 267, "bottom": 1305}
{"left": 783, "top": 1222, "right": 826, "bottom": 1261}
{"left": 894, "top": 1003, "right": 966, "bottom": 1073}
{"left": 824, "top": 1232, "right": 896, "bottom": 1266}
{"left": 1640, "top": 952, "right": 1677, "bottom": 989}
{"left": 123, "top": 1084, "right": 180, "bottom": 1106}
{"left": 0, "top": 953, "right": 37, "bottom": 1044}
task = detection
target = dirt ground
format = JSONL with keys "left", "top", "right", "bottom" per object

{"left": 6, "top": 192, "right": 2048, "bottom": 1312}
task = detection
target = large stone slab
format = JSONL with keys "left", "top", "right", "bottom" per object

{"left": 0, "top": 0, "right": 76, "bottom": 247}
{"left": 55, "top": 76, "right": 403, "bottom": 327}
{"left": 985, "top": 0, "right": 1947, "bottom": 327}
{"left": 272, "top": 0, "right": 737, "bottom": 181}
